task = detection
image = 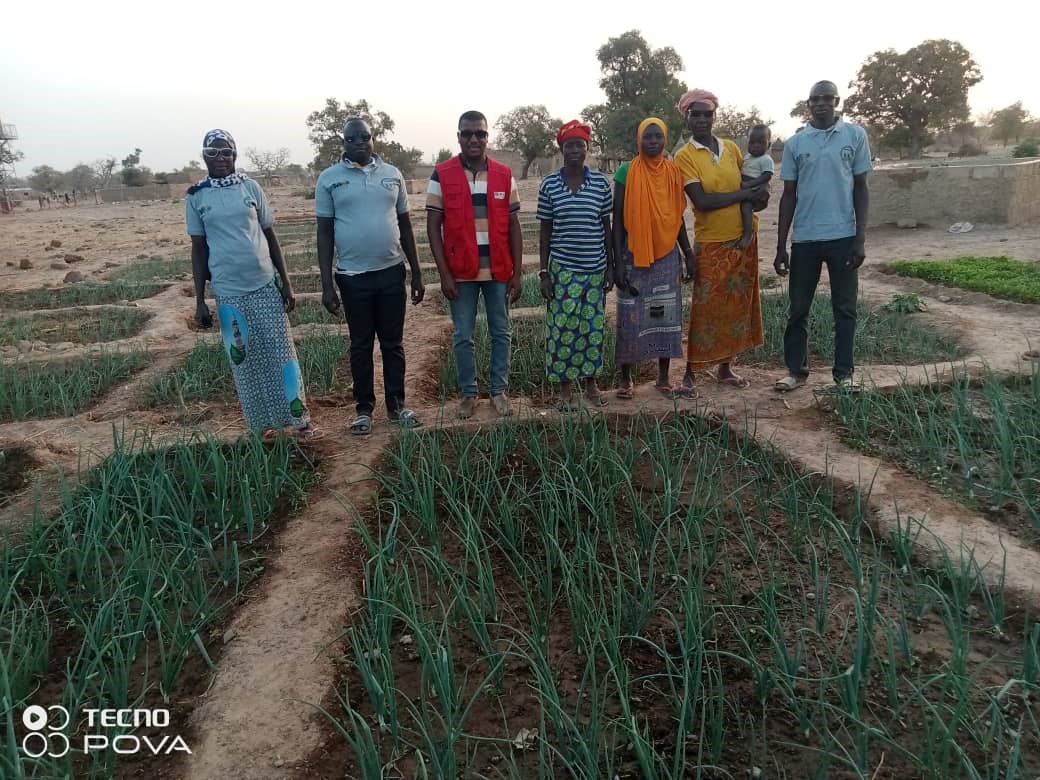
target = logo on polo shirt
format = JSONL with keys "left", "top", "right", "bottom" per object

{"left": 381, "top": 178, "right": 401, "bottom": 192}
{"left": 841, "top": 146, "right": 855, "bottom": 162}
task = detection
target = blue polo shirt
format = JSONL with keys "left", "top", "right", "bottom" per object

{"left": 185, "top": 179, "right": 275, "bottom": 297}
{"left": 780, "top": 120, "right": 872, "bottom": 243}
{"left": 315, "top": 154, "right": 408, "bottom": 275}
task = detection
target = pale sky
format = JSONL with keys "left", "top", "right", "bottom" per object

{"left": 2, "top": 0, "right": 1035, "bottom": 176}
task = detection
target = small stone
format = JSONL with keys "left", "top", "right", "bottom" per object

{"left": 398, "top": 634, "right": 414, "bottom": 646}
{"left": 897, "top": 219, "right": 918, "bottom": 229}
{"left": 19, "top": 258, "right": 33, "bottom": 269}
{"left": 50, "top": 239, "right": 62, "bottom": 248}
{"left": 50, "top": 262, "right": 67, "bottom": 270}
{"left": 749, "top": 768, "right": 763, "bottom": 779}
{"left": 63, "top": 271, "right": 85, "bottom": 283}
{"left": 16, "top": 340, "right": 33, "bottom": 354}
{"left": 938, "top": 295, "right": 953, "bottom": 303}
{"left": 64, "top": 253, "right": 86, "bottom": 264}
{"left": 223, "top": 629, "right": 237, "bottom": 644}
{"left": 805, "top": 592, "right": 816, "bottom": 601}
{"left": 273, "top": 759, "right": 284, "bottom": 768}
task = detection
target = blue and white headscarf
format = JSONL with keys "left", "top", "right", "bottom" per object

{"left": 188, "top": 129, "right": 250, "bottom": 193}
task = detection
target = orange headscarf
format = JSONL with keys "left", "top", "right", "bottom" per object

{"left": 623, "top": 117, "right": 686, "bottom": 267}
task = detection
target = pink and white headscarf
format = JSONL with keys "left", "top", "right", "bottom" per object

{"left": 677, "top": 89, "right": 720, "bottom": 116}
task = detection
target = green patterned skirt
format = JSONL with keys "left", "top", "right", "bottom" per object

{"left": 545, "top": 260, "right": 606, "bottom": 382}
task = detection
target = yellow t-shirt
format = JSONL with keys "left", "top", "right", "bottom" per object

{"left": 674, "top": 137, "right": 756, "bottom": 243}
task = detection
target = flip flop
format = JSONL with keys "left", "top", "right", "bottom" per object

{"left": 262, "top": 428, "right": 280, "bottom": 442}
{"left": 714, "top": 371, "right": 749, "bottom": 388}
{"left": 616, "top": 386, "right": 634, "bottom": 400}
{"left": 295, "top": 424, "right": 324, "bottom": 441}
{"left": 349, "top": 414, "right": 372, "bottom": 435}
{"left": 655, "top": 384, "right": 678, "bottom": 399}
{"left": 677, "top": 383, "right": 697, "bottom": 399}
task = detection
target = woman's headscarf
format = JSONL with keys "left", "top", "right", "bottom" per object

{"left": 188, "top": 128, "right": 249, "bottom": 194}
{"left": 556, "top": 119, "right": 591, "bottom": 147}
{"left": 677, "top": 89, "right": 720, "bottom": 116}
{"left": 623, "top": 118, "right": 686, "bottom": 267}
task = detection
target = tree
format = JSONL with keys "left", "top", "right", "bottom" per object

{"left": 120, "top": 148, "right": 149, "bottom": 186}
{"left": 92, "top": 157, "right": 117, "bottom": 188}
{"left": 435, "top": 148, "right": 453, "bottom": 164}
{"left": 246, "top": 147, "right": 292, "bottom": 184}
{"left": 305, "top": 97, "right": 393, "bottom": 171}
{"left": 844, "top": 39, "right": 982, "bottom": 158}
{"left": 790, "top": 99, "right": 812, "bottom": 123}
{"left": 713, "top": 105, "right": 772, "bottom": 142}
{"left": 378, "top": 141, "right": 424, "bottom": 177}
{"left": 64, "top": 164, "right": 96, "bottom": 192}
{"left": 29, "top": 165, "right": 64, "bottom": 193}
{"left": 582, "top": 30, "right": 687, "bottom": 158}
{"left": 580, "top": 104, "right": 610, "bottom": 156}
{"left": 991, "top": 102, "right": 1030, "bottom": 147}
{"left": 495, "top": 105, "right": 560, "bottom": 179}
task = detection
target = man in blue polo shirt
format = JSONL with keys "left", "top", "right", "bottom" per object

{"left": 316, "top": 117, "right": 425, "bottom": 434}
{"left": 774, "top": 80, "right": 871, "bottom": 393}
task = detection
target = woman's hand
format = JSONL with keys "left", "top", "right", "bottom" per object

{"left": 603, "top": 265, "right": 615, "bottom": 293}
{"left": 682, "top": 247, "right": 697, "bottom": 283}
{"left": 281, "top": 284, "right": 296, "bottom": 313}
{"left": 194, "top": 302, "right": 212, "bottom": 329}
{"left": 539, "top": 272, "right": 553, "bottom": 301}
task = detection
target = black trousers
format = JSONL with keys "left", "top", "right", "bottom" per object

{"left": 782, "top": 237, "right": 858, "bottom": 382}
{"left": 335, "top": 263, "right": 407, "bottom": 416}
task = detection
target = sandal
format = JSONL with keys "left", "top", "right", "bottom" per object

{"left": 294, "top": 424, "right": 324, "bottom": 441}
{"left": 677, "top": 382, "right": 697, "bottom": 399}
{"left": 349, "top": 414, "right": 372, "bottom": 435}
{"left": 774, "top": 375, "right": 807, "bottom": 392}
{"left": 655, "top": 383, "right": 678, "bottom": 400}
{"left": 714, "top": 371, "right": 749, "bottom": 388}
{"left": 584, "top": 392, "right": 608, "bottom": 407}
{"left": 390, "top": 409, "right": 422, "bottom": 428}
{"left": 262, "top": 428, "right": 281, "bottom": 441}
{"left": 616, "top": 386, "right": 634, "bottom": 400}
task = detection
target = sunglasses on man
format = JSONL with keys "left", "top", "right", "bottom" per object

{"left": 203, "top": 147, "right": 235, "bottom": 159}
{"left": 458, "top": 130, "right": 489, "bottom": 140}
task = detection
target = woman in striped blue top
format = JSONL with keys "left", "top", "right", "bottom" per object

{"left": 536, "top": 120, "right": 615, "bottom": 410}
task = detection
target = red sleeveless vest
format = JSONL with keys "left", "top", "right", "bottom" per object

{"left": 435, "top": 156, "right": 514, "bottom": 281}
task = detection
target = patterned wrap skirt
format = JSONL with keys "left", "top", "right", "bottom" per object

{"left": 215, "top": 279, "right": 311, "bottom": 432}
{"left": 686, "top": 235, "right": 764, "bottom": 366}
{"left": 545, "top": 259, "right": 607, "bottom": 382}
{"left": 615, "top": 245, "right": 684, "bottom": 365}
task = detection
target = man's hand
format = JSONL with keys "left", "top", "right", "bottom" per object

{"left": 440, "top": 273, "right": 459, "bottom": 301}
{"left": 507, "top": 275, "right": 523, "bottom": 304}
{"left": 321, "top": 286, "right": 341, "bottom": 316}
{"left": 410, "top": 275, "right": 426, "bottom": 305}
{"left": 774, "top": 247, "right": 790, "bottom": 277}
{"left": 194, "top": 302, "right": 212, "bottom": 329}
{"left": 847, "top": 240, "right": 866, "bottom": 270}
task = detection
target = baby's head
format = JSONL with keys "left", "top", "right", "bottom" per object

{"left": 748, "top": 125, "right": 771, "bottom": 157}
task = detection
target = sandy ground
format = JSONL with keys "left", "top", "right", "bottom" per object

{"left": 1, "top": 183, "right": 1039, "bottom": 778}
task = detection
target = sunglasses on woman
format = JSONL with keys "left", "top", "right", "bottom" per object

{"left": 203, "top": 147, "right": 235, "bottom": 159}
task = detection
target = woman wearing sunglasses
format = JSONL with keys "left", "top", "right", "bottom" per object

{"left": 186, "top": 129, "right": 322, "bottom": 440}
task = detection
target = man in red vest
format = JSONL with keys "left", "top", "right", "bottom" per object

{"left": 427, "top": 110, "right": 524, "bottom": 419}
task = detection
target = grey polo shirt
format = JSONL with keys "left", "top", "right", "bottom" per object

{"left": 315, "top": 155, "right": 408, "bottom": 275}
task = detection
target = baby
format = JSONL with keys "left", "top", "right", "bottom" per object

{"left": 739, "top": 124, "right": 774, "bottom": 249}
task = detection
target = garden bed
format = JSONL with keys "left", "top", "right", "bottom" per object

{"left": 887, "top": 256, "right": 1040, "bottom": 304}
{"left": 0, "top": 308, "right": 151, "bottom": 346}
{"left": 326, "top": 416, "right": 1038, "bottom": 777}
{"left": 0, "top": 283, "right": 168, "bottom": 311}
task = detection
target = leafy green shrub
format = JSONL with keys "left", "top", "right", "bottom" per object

{"left": 890, "top": 256, "right": 1040, "bottom": 303}
{"left": 1012, "top": 139, "right": 1039, "bottom": 158}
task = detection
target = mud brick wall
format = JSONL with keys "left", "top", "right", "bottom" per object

{"left": 867, "top": 159, "right": 1040, "bottom": 228}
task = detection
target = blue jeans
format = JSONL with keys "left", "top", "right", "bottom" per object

{"left": 450, "top": 280, "right": 510, "bottom": 397}
{"left": 783, "top": 237, "right": 858, "bottom": 382}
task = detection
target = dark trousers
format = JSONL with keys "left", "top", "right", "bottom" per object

{"left": 783, "top": 237, "right": 858, "bottom": 382}
{"left": 335, "top": 263, "right": 406, "bottom": 416}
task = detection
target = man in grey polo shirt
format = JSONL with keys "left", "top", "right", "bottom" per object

{"left": 774, "top": 80, "right": 871, "bottom": 393}
{"left": 317, "top": 117, "right": 425, "bottom": 434}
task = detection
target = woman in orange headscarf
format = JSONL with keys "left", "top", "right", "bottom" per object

{"left": 613, "top": 117, "right": 696, "bottom": 399}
